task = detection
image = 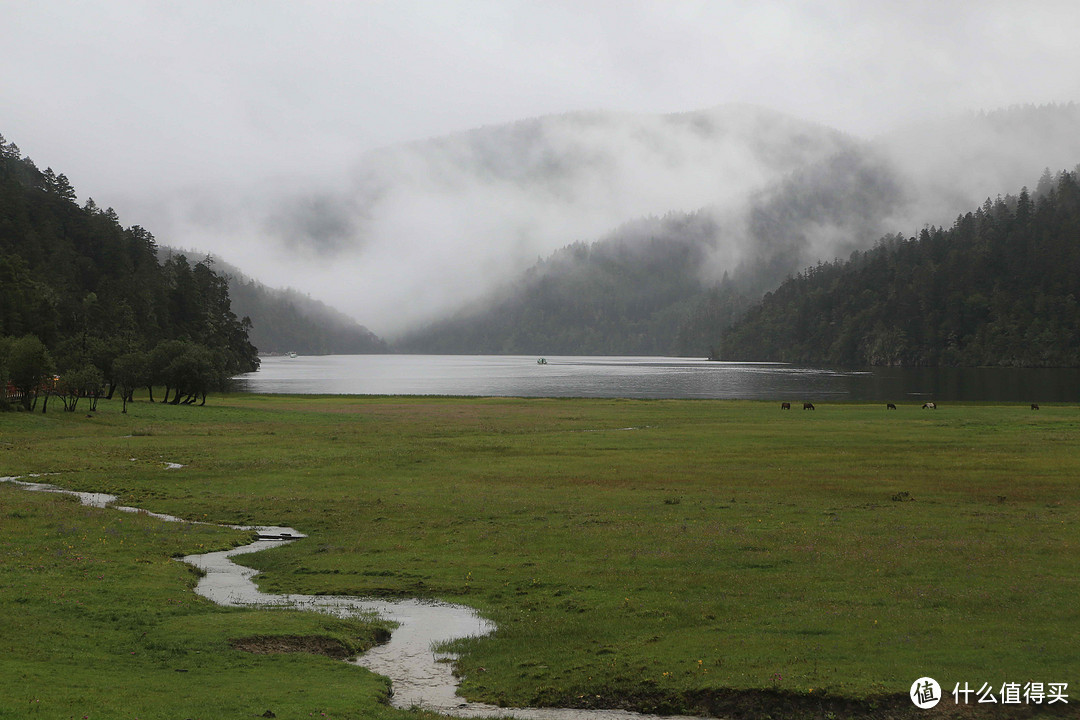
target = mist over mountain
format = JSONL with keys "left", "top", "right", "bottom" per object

{"left": 157, "top": 247, "right": 386, "bottom": 356}
{"left": 876, "top": 104, "right": 1080, "bottom": 230}
{"left": 218, "top": 267, "right": 388, "bottom": 356}
{"left": 720, "top": 169, "right": 1080, "bottom": 367}
{"left": 6, "top": 101, "right": 1076, "bottom": 361}
{"left": 228, "top": 104, "right": 855, "bottom": 336}
{"left": 395, "top": 211, "right": 720, "bottom": 355}
{"left": 143, "top": 102, "right": 1080, "bottom": 358}
{"left": 396, "top": 143, "right": 905, "bottom": 355}
{"left": 396, "top": 103, "right": 1080, "bottom": 357}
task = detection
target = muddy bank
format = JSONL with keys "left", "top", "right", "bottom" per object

{"left": 230, "top": 632, "right": 390, "bottom": 659}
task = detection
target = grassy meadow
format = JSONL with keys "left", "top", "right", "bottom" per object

{"left": 1, "top": 394, "right": 1078, "bottom": 719}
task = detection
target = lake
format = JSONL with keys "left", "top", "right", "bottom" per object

{"left": 233, "top": 355, "right": 1080, "bottom": 402}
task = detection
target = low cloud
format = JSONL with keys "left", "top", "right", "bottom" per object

{"left": 5, "top": 4, "right": 1078, "bottom": 338}
{"left": 226, "top": 106, "right": 851, "bottom": 336}
{"left": 266, "top": 193, "right": 358, "bottom": 258}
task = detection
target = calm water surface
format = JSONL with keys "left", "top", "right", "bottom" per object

{"left": 234, "top": 355, "right": 1080, "bottom": 402}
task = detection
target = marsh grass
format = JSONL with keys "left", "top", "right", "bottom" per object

{"left": 1, "top": 395, "right": 1077, "bottom": 718}
{"left": 0, "top": 482, "right": 406, "bottom": 720}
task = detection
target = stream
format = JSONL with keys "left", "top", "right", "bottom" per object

{"left": 3, "top": 474, "right": 705, "bottom": 719}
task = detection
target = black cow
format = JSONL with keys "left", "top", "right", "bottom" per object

{"left": 803, "top": 402, "right": 815, "bottom": 410}
{"left": 887, "top": 403, "right": 897, "bottom": 410}
{"left": 781, "top": 402, "right": 791, "bottom": 410}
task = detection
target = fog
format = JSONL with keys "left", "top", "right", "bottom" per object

{"left": 242, "top": 106, "right": 854, "bottom": 332}
{"left": 3, "top": 2, "right": 1080, "bottom": 337}
{"left": 879, "top": 107, "right": 1080, "bottom": 233}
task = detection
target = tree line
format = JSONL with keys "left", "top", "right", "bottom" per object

{"left": 398, "top": 212, "right": 720, "bottom": 355}
{"left": 398, "top": 144, "right": 907, "bottom": 358}
{"left": 224, "top": 273, "right": 388, "bottom": 355}
{"left": 717, "top": 169, "right": 1080, "bottom": 367}
{"left": 0, "top": 133, "right": 259, "bottom": 412}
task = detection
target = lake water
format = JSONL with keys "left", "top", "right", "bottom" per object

{"left": 233, "top": 355, "right": 1080, "bottom": 402}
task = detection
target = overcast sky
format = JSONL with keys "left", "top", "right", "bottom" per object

{"left": 3, "top": 1, "right": 1079, "bottom": 333}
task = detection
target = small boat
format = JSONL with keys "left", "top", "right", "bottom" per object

{"left": 288, "top": 351, "right": 297, "bottom": 358}
{"left": 537, "top": 358, "right": 547, "bottom": 365}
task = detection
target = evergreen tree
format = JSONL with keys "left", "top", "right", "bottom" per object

{"left": 0, "top": 131, "right": 260, "bottom": 410}
{"left": 719, "top": 171, "right": 1080, "bottom": 367}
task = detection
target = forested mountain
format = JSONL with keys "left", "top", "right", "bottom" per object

{"left": 400, "top": 104, "right": 1080, "bottom": 359}
{"left": 719, "top": 169, "right": 1080, "bottom": 367}
{"left": 878, "top": 103, "right": 1080, "bottom": 230}
{"left": 0, "top": 133, "right": 258, "bottom": 409}
{"left": 7, "top": 103, "right": 1077, "bottom": 375}
{"left": 269, "top": 104, "right": 857, "bottom": 333}
{"left": 397, "top": 212, "right": 718, "bottom": 355}
{"left": 672, "top": 144, "right": 906, "bottom": 355}
{"left": 158, "top": 250, "right": 388, "bottom": 355}
{"left": 399, "top": 140, "right": 906, "bottom": 356}
{"left": 226, "top": 274, "right": 387, "bottom": 355}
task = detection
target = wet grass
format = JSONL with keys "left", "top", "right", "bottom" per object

{"left": 1, "top": 395, "right": 1078, "bottom": 718}
{"left": 0, "top": 482, "right": 402, "bottom": 720}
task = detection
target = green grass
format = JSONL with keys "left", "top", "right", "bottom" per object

{"left": 0, "top": 483, "right": 400, "bottom": 720}
{"left": 1, "top": 395, "right": 1078, "bottom": 718}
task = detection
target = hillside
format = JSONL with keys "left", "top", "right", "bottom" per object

{"left": 8, "top": 103, "right": 1079, "bottom": 365}
{"left": 159, "top": 248, "right": 388, "bottom": 355}
{"left": 0, "top": 133, "right": 258, "bottom": 406}
{"left": 399, "top": 140, "right": 907, "bottom": 355}
{"left": 718, "top": 169, "right": 1080, "bottom": 367}
{"left": 397, "top": 212, "right": 718, "bottom": 355}
{"left": 400, "top": 104, "right": 1080, "bottom": 358}
{"left": 227, "top": 276, "right": 388, "bottom": 355}
{"left": 268, "top": 104, "right": 857, "bottom": 334}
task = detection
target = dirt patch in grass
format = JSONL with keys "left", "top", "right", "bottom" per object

{"left": 230, "top": 634, "right": 362, "bottom": 659}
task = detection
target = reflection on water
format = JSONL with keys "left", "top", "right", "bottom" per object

{"left": 234, "top": 355, "right": 1080, "bottom": 402}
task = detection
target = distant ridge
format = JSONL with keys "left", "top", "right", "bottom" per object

{"left": 228, "top": 276, "right": 388, "bottom": 356}
{"left": 276, "top": 103, "right": 856, "bottom": 334}
{"left": 719, "top": 168, "right": 1080, "bottom": 367}
{"left": 397, "top": 103, "right": 1080, "bottom": 359}
{"left": 159, "top": 248, "right": 387, "bottom": 356}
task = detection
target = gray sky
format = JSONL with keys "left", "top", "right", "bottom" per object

{"left": 3, "top": 1, "right": 1079, "bottom": 334}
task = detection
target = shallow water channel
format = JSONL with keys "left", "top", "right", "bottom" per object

{"left": 3, "top": 475, "right": 704, "bottom": 720}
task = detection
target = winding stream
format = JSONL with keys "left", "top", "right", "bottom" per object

{"left": 3, "top": 474, "right": 704, "bottom": 720}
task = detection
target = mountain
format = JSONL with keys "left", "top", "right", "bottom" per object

{"left": 875, "top": 103, "right": 1080, "bottom": 231}
{"left": 11, "top": 102, "right": 1076, "bottom": 367}
{"left": 398, "top": 135, "right": 907, "bottom": 355}
{"left": 227, "top": 276, "right": 388, "bottom": 355}
{"left": 399, "top": 103, "right": 1080, "bottom": 358}
{"left": 158, "top": 248, "right": 387, "bottom": 355}
{"left": 0, "top": 134, "right": 258, "bottom": 406}
{"left": 718, "top": 169, "right": 1080, "bottom": 367}
{"left": 397, "top": 211, "right": 720, "bottom": 355}
{"left": 265, "top": 104, "right": 858, "bottom": 334}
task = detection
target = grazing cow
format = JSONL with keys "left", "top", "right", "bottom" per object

{"left": 781, "top": 402, "right": 791, "bottom": 410}
{"left": 887, "top": 403, "right": 897, "bottom": 410}
{"left": 803, "top": 402, "right": 815, "bottom": 410}
{"left": 1031, "top": 403, "right": 1040, "bottom": 410}
{"left": 922, "top": 402, "right": 937, "bottom": 410}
